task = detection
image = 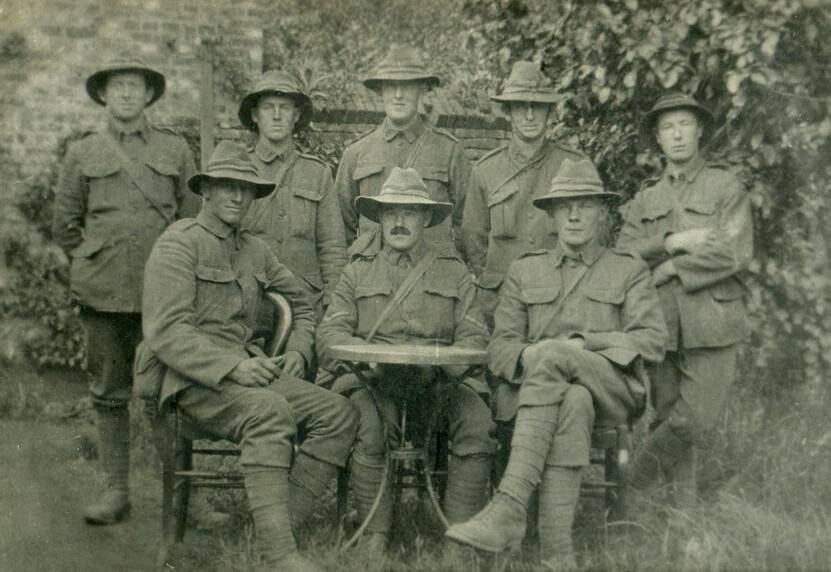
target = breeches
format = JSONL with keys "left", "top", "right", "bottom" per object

{"left": 81, "top": 308, "right": 142, "bottom": 409}
{"left": 650, "top": 345, "right": 737, "bottom": 446}
{"left": 350, "top": 383, "right": 497, "bottom": 460}
{"left": 176, "top": 375, "right": 357, "bottom": 469}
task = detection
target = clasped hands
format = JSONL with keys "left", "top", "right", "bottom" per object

{"left": 653, "top": 228, "right": 717, "bottom": 287}
{"left": 225, "top": 351, "right": 305, "bottom": 387}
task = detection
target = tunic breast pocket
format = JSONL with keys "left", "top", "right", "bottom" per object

{"left": 83, "top": 161, "right": 123, "bottom": 213}
{"left": 353, "top": 163, "right": 385, "bottom": 197}
{"left": 680, "top": 198, "right": 717, "bottom": 230}
{"left": 521, "top": 285, "right": 561, "bottom": 337}
{"left": 290, "top": 188, "right": 322, "bottom": 239}
{"left": 355, "top": 284, "right": 393, "bottom": 334}
{"left": 144, "top": 157, "right": 180, "bottom": 209}
{"left": 194, "top": 265, "right": 239, "bottom": 315}
{"left": 421, "top": 169, "right": 451, "bottom": 204}
{"left": 640, "top": 203, "right": 673, "bottom": 235}
{"left": 488, "top": 185, "right": 520, "bottom": 239}
{"left": 582, "top": 287, "right": 623, "bottom": 331}
{"left": 422, "top": 283, "right": 460, "bottom": 338}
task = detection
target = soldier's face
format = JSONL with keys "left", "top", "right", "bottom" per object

{"left": 202, "top": 180, "right": 257, "bottom": 227}
{"left": 100, "top": 72, "right": 154, "bottom": 121}
{"left": 508, "top": 101, "right": 551, "bottom": 142}
{"left": 550, "top": 198, "right": 606, "bottom": 251}
{"left": 380, "top": 205, "right": 430, "bottom": 252}
{"left": 655, "top": 109, "right": 703, "bottom": 165}
{"left": 381, "top": 81, "right": 425, "bottom": 126}
{"left": 252, "top": 95, "right": 299, "bottom": 143}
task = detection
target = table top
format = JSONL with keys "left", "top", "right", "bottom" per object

{"left": 328, "top": 343, "right": 489, "bottom": 366}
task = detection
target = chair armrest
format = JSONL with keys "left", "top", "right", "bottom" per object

{"left": 264, "top": 291, "right": 293, "bottom": 358}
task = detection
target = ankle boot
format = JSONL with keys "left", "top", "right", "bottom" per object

{"left": 243, "top": 466, "right": 297, "bottom": 564}
{"left": 628, "top": 422, "right": 691, "bottom": 494}
{"left": 290, "top": 452, "right": 338, "bottom": 530}
{"left": 445, "top": 492, "right": 526, "bottom": 553}
{"left": 84, "top": 406, "right": 131, "bottom": 525}
{"left": 443, "top": 454, "right": 492, "bottom": 524}
{"left": 538, "top": 466, "right": 581, "bottom": 569}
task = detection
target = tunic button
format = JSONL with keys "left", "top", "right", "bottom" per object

{"left": 278, "top": 210, "right": 285, "bottom": 219}
{"left": 276, "top": 236, "right": 283, "bottom": 243}
{"left": 528, "top": 238, "right": 536, "bottom": 245}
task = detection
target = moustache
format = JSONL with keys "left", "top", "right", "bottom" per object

{"left": 390, "top": 227, "right": 411, "bottom": 236}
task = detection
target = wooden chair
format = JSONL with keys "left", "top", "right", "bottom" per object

{"left": 153, "top": 292, "right": 293, "bottom": 566}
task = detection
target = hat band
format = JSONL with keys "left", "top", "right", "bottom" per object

{"left": 548, "top": 184, "right": 605, "bottom": 194}
{"left": 204, "top": 163, "right": 261, "bottom": 178}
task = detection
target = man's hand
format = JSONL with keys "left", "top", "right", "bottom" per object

{"left": 664, "top": 228, "right": 716, "bottom": 255}
{"left": 226, "top": 357, "right": 283, "bottom": 387}
{"left": 274, "top": 351, "right": 305, "bottom": 378}
{"left": 652, "top": 260, "right": 678, "bottom": 286}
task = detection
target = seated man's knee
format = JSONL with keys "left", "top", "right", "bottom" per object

{"left": 238, "top": 391, "right": 295, "bottom": 468}
{"left": 561, "top": 385, "right": 594, "bottom": 421}
{"left": 349, "top": 390, "right": 386, "bottom": 457}
{"left": 523, "top": 340, "right": 583, "bottom": 370}
{"left": 449, "top": 387, "right": 498, "bottom": 456}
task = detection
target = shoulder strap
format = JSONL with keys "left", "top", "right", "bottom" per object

{"left": 531, "top": 263, "right": 591, "bottom": 344}
{"left": 244, "top": 151, "right": 301, "bottom": 229}
{"left": 365, "top": 251, "right": 439, "bottom": 342}
{"left": 402, "top": 127, "right": 429, "bottom": 169}
{"left": 105, "top": 131, "right": 175, "bottom": 225}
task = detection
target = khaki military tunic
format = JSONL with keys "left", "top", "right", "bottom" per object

{"left": 334, "top": 117, "right": 471, "bottom": 257}
{"left": 53, "top": 116, "right": 198, "bottom": 312}
{"left": 490, "top": 244, "right": 667, "bottom": 423}
{"left": 461, "top": 140, "right": 586, "bottom": 324}
{"left": 243, "top": 143, "right": 347, "bottom": 309}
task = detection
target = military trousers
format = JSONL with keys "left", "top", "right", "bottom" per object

{"left": 81, "top": 308, "right": 142, "bottom": 409}
{"left": 349, "top": 378, "right": 496, "bottom": 460}
{"left": 176, "top": 375, "right": 357, "bottom": 469}
{"left": 650, "top": 345, "right": 737, "bottom": 446}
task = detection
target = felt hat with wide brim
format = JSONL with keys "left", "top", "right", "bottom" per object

{"left": 238, "top": 70, "right": 313, "bottom": 132}
{"left": 532, "top": 158, "right": 620, "bottom": 209}
{"left": 639, "top": 91, "right": 714, "bottom": 150}
{"left": 491, "top": 61, "right": 558, "bottom": 104}
{"left": 187, "top": 141, "right": 275, "bottom": 198}
{"left": 362, "top": 45, "right": 440, "bottom": 93}
{"left": 354, "top": 167, "right": 452, "bottom": 227}
{"left": 86, "top": 57, "right": 166, "bottom": 107}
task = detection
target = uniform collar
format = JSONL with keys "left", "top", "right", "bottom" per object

{"left": 507, "top": 137, "right": 549, "bottom": 168}
{"left": 382, "top": 239, "right": 428, "bottom": 267}
{"left": 107, "top": 115, "right": 150, "bottom": 142}
{"left": 197, "top": 209, "right": 236, "bottom": 240}
{"left": 252, "top": 139, "right": 295, "bottom": 164}
{"left": 552, "top": 241, "right": 603, "bottom": 268}
{"left": 382, "top": 116, "right": 425, "bottom": 143}
{"left": 665, "top": 154, "right": 706, "bottom": 185}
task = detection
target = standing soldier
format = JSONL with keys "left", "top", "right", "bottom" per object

{"left": 334, "top": 44, "right": 471, "bottom": 258}
{"left": 462, "top": 61, "right": 587, "bottom": 327}
{"left": 238, "top": 70, "right": 347, "bottom": 323}
{"left": 617, "top": 93, "right": 753, "bottom": 497}
{"left": 52, "top": 57, "right": 197, "bottom": 525}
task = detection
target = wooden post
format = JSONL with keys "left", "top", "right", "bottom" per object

{"left": 199, "top": 43, "right": 215, "bottom": 170}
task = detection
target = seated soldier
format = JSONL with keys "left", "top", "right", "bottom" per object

{"left": 317, "top": 167, "right": 496, "bottom": 555}
{"left": 446, "top": 159, "right": 667, "bottom": 568}
{"left": 138, "top": 141, "right": 357, "bottom": 571}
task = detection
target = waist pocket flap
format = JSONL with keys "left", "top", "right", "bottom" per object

{"left": 711, "top": 279, "right": 745, "bottom": 301}
{"left": 642, "top": 202, "right": 673, "bottom": 222}
{"left": 195, "top": 265, "right": 237, "bottom": 283}
{"left": 355, "top": 284, "right": 392, "bottom": 299}
{"left": 476, "top": 268, "right": 504, "bottom": 291}
{"left": 521, "top": 285, "right": 561, "bottom": 305}
{"left": 585, "top": 288, "right": 624, "bottom": 305}
{"left": 82, "top": 160, "right": 121, "bottom": 179}
{"left": 353, "top": 163, "right": 385, "bottom": 182}
{"left": 487, "top": 184, "right": 520, "bottom": 208}
{"left": 424, "top": 284, "right": 460, "bottom": 300}
{"left": 421, "top": 169, "right": 449, "bottom": 184}
{"left": 70, "top": 238, "right": 107, "bottom": 258}
{"left": 293, "top": 187, "right": 323, "bottom": 202}
{"left": 684, "top": 196, "right": 718, "bottom": 216}
{"left": 252, "top": 272, "right": 269, "bottom": 285}
{"left": 145, "top": 155, "right": 181, "bottom": 177}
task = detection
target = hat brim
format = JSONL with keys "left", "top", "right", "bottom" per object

{"left": 354, "top": 194, "right": 452, "bottom": 227}
{"left": 491, "top": 91, "right": 559, "bottom": 104}
{"left": 362, "top": 74, "right": 441, "bottom": 93}
{"left": 187, "top": 171, "right": 276, "bottom": 199}
{"left": 238, "top": 90, "right": 313, "bottom": 132}
{"left": 639, "top": 104, "right": 714, "bottom": 150}
{"left": 86, "top": 67, "right": 166, "bottom": 107}
{"left": 532, "top": 190, "right": 621, "bottom": 209}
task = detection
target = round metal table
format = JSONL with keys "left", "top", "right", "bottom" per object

{"left": 328, "top": 343, "right": 488, "bottom": 549}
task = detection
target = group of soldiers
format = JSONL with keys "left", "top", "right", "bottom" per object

{"left": 51, "top": 44, "right": 752, "bottom": 571}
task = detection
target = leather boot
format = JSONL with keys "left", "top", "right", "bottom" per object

{"left": 350, "top": 454, "right": 393, "bottom": 541}
{"left": 444, "top": 492, "right": 526, "bottom": 553}
{"left": 290, "top": 452, "right": 338, "bottom": 531}
{"left": 84, "top": 406, "right": 131, "bottom": 525}
{"left": 628, "top": 422, "right": 691, "bottom": 494}
{"left": 443, "top": 454, "right": 492, "bottom": 524}
{"left": 243, "top": 467, "right": 297, "bottom": 565}
{"left": 538, "top": 466, "right": 581, "bottom": 570}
